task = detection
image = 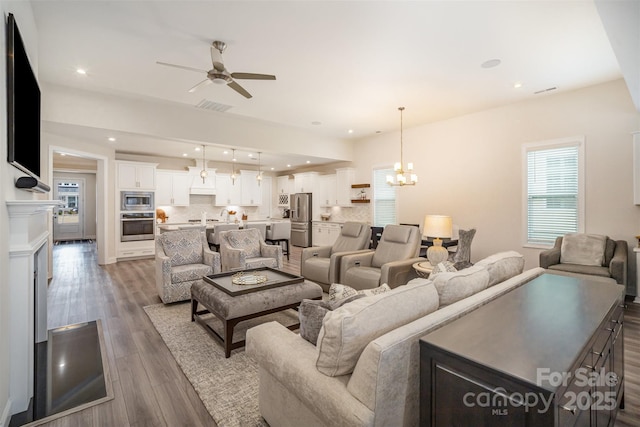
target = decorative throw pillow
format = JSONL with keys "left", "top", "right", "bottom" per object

{"left": 475, "top": 251, "right": 525, "bottom": 287}
{"left": 430, "top": 261, "right": 457, "bottom": 277}
{"left": 560, "top": 233, "right": 607, "bottom": 267}
{"left": 329, "top": 283, "right": 392, "bottom": 302}
{"left": 299, "top": 295, "right": 365, "bottom": 345}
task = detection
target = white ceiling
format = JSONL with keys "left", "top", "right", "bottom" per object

{"left": 32, "top": 0, "right": 625, "bottom": 168}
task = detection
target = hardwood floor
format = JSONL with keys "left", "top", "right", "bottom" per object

{"left": 39, "top": 241, "right": 640, "bottom": 426}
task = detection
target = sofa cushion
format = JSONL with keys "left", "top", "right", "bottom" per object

{"left": 475, "top": 251, "right": 525, "bottom": 287}
{"left": 560, "top": 233, "right": 606, "bottom": 266}
{"left": 303, "top": 256, "right": 331, "bottom": 284}
{"left": 316, "top": 281, "right": 439, "bottom": 377}
{"left": 547, "top": 263, "right": 611, "bottom": 278}
{"left": 432, "top": 265, "right": 490, "bottom": 307}
{"left": 329, "top": 283, "right": 391, "bottom": 301}
{"left": 226, "top": 229, "right": 261, "bottom": 258}
{"left": 171, "top": 263, "right": 212, "bottom": 283}
{"left": 298, "top": 295, "right": 365, "bottom": 345}
{"left": 160, "top": 230, "right": 204, "bottom": 266}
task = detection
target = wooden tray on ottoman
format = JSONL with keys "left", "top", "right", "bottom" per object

{"left": 192, "top": 268, "right": 322, "bottom": 357}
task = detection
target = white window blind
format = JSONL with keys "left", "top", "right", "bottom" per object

{"left": 525, "top": 141, "right": 582, "bottom": 246}
{"left": 373, "top": 167, "right": 396, "bottom": 227}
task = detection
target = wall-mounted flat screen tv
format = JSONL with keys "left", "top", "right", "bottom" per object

{"left": 6, "top": 12, "right": 41, "bottom": 180}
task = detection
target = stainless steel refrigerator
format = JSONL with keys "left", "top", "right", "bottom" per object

{"left": 290, "top": 193, "right": 312, "bottom": 247}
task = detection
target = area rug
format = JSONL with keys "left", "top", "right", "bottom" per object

{"left": 144, "top": 302, "right": 299, "bottom": 427}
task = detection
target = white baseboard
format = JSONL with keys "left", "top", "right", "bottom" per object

{"left": 0, "top": 397, "right": 13, "bottom": 427}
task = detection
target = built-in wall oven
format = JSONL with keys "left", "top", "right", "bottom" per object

{"left": 121, "top": 191, "right": 154, "bottom": 211}
{"left": 120, "top": 212, "right": 155, "bottom": 241}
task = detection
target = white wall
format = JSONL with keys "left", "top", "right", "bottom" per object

{"left": 1, "top": 1, "right": 39, "bottom": 424}
{"left": 352, "top": 79, "right": 640, "bottom": 294}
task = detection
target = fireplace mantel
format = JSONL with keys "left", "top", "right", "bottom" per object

{"left": 6, "top": 199, "right": 61, "bottom": 415}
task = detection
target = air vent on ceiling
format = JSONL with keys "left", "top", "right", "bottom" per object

{"left": 195, "top": 99, "right": 232, "bottom": 112}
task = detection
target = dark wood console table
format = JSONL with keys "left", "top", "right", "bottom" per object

{"left": 420, "top": 273, "right": 625, "bottom": 426}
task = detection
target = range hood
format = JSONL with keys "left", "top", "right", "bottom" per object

{"left": 188, "top": 161, "right": 216, "bottom": 195}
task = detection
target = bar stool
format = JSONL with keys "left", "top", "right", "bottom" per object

{"left": 266, "top": 222, "right": 291, "bottom": 261}
{"left": 207, "top": 223, "right": 240, "bottom": 251}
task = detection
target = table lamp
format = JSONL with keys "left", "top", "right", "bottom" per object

{"left": 423, "top": 215, "right": 453, "bottom": 265}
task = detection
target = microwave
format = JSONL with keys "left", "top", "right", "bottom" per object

{"left": 121, "top": 191, "right": 154, "bottom": 211}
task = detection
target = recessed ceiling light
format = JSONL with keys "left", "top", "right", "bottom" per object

{"left": 195, "top": 147, "right": 201, "bottom": 152}
{"left": 270, "top": 167, "right": 274, "bottom": 170}
{"left": 286, "top": 164, "right": 291, "bottom": 168}
{"left": 182, "top": 153, "right": 188, "bottom": 157}
{"left": 311, "top": 121, "right": 322, "bottom": 125}
{"left": 107, "top": 137, "right": 116, "bottom": 142}
{"left": 76, "top": 68, "right": 87, "bottom": 75}
{"left": 248, "top": 153, "right": 254, "bottom": 158}
{"left": 306, "top": 160, "right": 311, "bottom": 164}
{"left": 481, "top": 59, "right": 501, "bottom": 69}
{"left": 223, "top": 150, "right": 229, "bottom": 155}
{"left": 513, "top": 82, "right": 523, "bottom": 89}
{"left": 60, "top": 153, "right": 66, "bottom": 156}
{"left": 348, "top": 129, "right": 354, "bottom": 134}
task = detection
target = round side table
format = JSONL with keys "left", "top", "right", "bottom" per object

{"left": 412, "top": 261, "right": 434, "bottom": 278}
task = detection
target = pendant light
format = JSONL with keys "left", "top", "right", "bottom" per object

{"left": 256, "top": 152, "right": 263, "bottom": 186}
{"left": 231, "top": 149, "right": 237, "bottom": 185}
{"left": 386, "top": 107, "right": 417, "bottom": 186}
{"left": 199, "top": 145, "right": 207, "bottom": 183}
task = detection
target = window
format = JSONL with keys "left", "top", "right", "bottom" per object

{"left": 373, "top": 167, "right": 396, "bottom": 227}
{"left": 523, "top": 137, "right": 584, "bottom": 247}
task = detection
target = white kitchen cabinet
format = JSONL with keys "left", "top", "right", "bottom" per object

{"left": 117, "top": 161, "right": 157, "bottom": 190}
{"left": 312, "top": 222, "right": 341, "bottom": 246}
{"left": 276, "top": 175, "right": 292, "bottom": 207}
{"left": 293, "top": 172, "right": 319, "bottom": 193}
{"left": 156, "top": 170, "right": 190, "bottom": 206}
{"left": 318, "top": 174, "right": 337, "bottom": 207}
{"left": 240, "top": 170, "right": 262, "bottom": 206}
{"left": 215, "top": 173, "right": 242, "bottom": 206}
{"left": 336, "top": 168, "right": 355, "bottom": 206}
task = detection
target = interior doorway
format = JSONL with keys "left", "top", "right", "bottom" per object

{"left": 53, "top": 178, "right": 85, "bottom": 241}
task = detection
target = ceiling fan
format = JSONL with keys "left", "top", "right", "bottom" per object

{"left": 157, "top": 40, "right": 275, "bottom": 99}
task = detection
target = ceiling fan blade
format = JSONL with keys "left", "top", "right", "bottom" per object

{"left": 227, "top": 80, "right": 252, "bottom": 99}
{"left": 156, "top": 61, "right": 208, "bottom": 74}
{"left": 231, "top": 72, "right": 276, "bottom": 80}
{"left": 188, "top": 79, "right": 213, "bottom": 93}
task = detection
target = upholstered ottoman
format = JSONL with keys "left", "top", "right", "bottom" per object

{"left": 191, "top": 273, "right": 322, "bottom": 357}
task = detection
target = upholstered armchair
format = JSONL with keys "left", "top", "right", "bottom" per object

{"left": 155, "top": 229, "right": 221, "bottom": 304}
{"left": 539, "top": 233, "right": 627, "bottom": 285}
{"left": 300, "top": 222, "right": 371, "bottom": 292}
{"left": 219, "top": 228, "right": 283, "bottom": 272}
{"left": 339, "top": 224, "right": 424, "bottom": 290}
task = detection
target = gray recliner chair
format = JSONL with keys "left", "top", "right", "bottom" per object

{"left": 300, "top": 222, "right": 371, "bottom": 292}
{"left": 539, "top": 233, "right": 627, "bottom": 285}
{"left": 339, "top": 224, "right": 424, "bottom": 290}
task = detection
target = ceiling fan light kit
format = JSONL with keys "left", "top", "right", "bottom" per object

{"left": 157, "top": 40, "right": 275, "bottom": 99}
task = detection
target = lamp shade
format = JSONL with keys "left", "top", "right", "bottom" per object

{"left": 423, "top": 215, "right": 453, "bottom": 239}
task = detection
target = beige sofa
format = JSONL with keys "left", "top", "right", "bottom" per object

{"left": 246, "top": 251, "right": 545, "bottom": 427}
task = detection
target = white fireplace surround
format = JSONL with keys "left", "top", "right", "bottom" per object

{"left": 6, "top": 200, "right": 61, "bottom": 416}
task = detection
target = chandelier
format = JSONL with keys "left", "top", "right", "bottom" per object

{"left": 387, "top": 107, "right": 417, "bottom": 186}
{"left": 199, "top": 145, "right": 207, "bottom": 183}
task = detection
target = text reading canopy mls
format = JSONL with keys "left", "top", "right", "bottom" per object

{"left": 7, "top": 13, "right": 42, "bottom": 182}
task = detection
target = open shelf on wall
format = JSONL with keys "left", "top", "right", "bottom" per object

{"left": 350, "top": 199, "right": 370, "bottom": 203}
{"left": 351, "top": 183, "right": 370, "bottom": 188}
